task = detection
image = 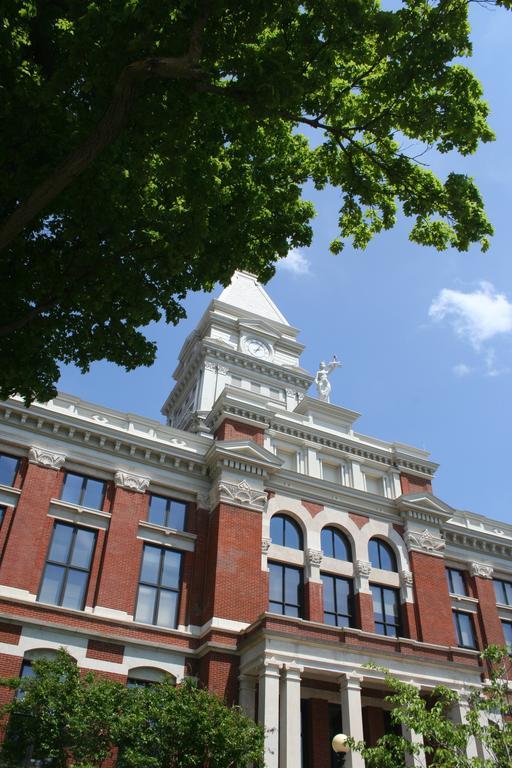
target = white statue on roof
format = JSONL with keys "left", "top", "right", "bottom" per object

{"left": 315, "top": 356, "right": 341, "bottom": 403}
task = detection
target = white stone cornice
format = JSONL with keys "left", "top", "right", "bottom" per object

{"left": 28, "top": 446, "right": 66, "bottom": 470}
{"left": 470, "top": 562, "right": 494, "bottom": 580}
{"left": 114, "top": 471, "right": 150, "bottom": 494}
{"left": 405, "top": 528, "right": 445, "bottom": 555}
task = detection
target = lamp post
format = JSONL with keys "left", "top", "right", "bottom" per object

{"left": 332, "top": 733, "right": 350, "bottom": 768}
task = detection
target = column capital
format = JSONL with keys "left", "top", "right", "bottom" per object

{"left": 260, "top": 657, "right": 282, "bottom": 679}
{"left": 338, "top": 672, "right": 364, "bottom": 690}
{"left": 114, "top": 470, "right": 150, "bottom": 494}
{"left": 470, "top": 561, "right": 494, "bottom": 580}
{"left": 283, "top": 662, "right": 304, "bottom": 680}
{"left": 29, "top": 446, "right": 66, "bottom": 470}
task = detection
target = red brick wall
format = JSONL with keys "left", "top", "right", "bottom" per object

{"left": 471, "top": 575, "right": 505, "bottom": 647}
{"left": 214, "top": 419, "right": 264, "bottom": 446}
{"left": 308, "top": 699, "right": 331, "bottom": 768}
{"left": 356, "top": 592, "right": 375, "bottom": 633}
{"left": 86, "top": 639, "right": 125, "bottom": 664}
{"left": 305, "top": 581, "right": 324, "bottom": 623}
{"left": 402, "top": 602, "right": 418, "bottom": 640}
{"left": 0, "top": 623, "right": 21, "bottom": 646}
{"left": 410, "top": 550, "right": 455, "bottom": 646}
{"left": 0, "top": 654, "right": 23, "bottom": 710}
{"left": 0, "top": 463, "right": 63, "bottom": 594}
{"left": 197, "top": 652, "right": 239, "bottom": 705}
{"left": 202, "top": 502, "right": 267, "bottom": 624}
{"left": 349, "top": 513, "right": 369, "bottom": 529}
{"left": 400, "top": 473, "right": 433, "bottom": 495}
{"left": 302, "top": 500, "right": 324, "bottom": 517}
{"left": 94, "top": 486, "right": 148, "bottom": 615}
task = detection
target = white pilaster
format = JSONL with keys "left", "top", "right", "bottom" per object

{"left": 239, "top": 674, "right": 257, "bottom": 720}
{"left": 401, "top": 724, "right": 426, "bottom": 767}
{"left": 280, "top": 663, "right": 303, "bottom": 768}
{"left": 351, "top": 461, "right": 365, "bottom": 491}
{"left": 258, "top": 659, "right": 281, "bottom": 768}
{"left": 448, "top": 694, "right": 479, "bottom": 759}
{"left": 339, "top": 674, "right": 365, "bottom": 768}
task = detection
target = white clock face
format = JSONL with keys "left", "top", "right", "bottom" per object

{"left": 245, "top": 338, "right": 272, "bottom": 359}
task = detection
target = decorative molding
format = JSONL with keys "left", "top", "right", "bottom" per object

{"left": 28, "top": 446, "right": 66, "bottom": 470}
{"left": 261, "top": 537, "right": 272, "bottom": 555}
{"left": 114, "top": 471, "right": 150, "bottom": 494}
{"left": 355, "top": 560, "right": 372, "bottom": 578}
{"left": 218, "top": 479, "right": 267, "bottom": 508}
{"left": 405, "top": 528, "right": 445, "bottom": 554}
{"left": 307, "top": 548, "right": 323, "bottom": 567}
{"left": 196, "top": 492, "right": 210, "bottom": 510}
{"left": 400, "top": 569, "right": 414, "bottom": 588}
{"left": 470, "top": 562, "right": 494, "bottom": 580}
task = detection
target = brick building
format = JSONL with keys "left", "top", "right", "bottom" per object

{"left": 0, "top": 271, "right": 510, "bottom": 767}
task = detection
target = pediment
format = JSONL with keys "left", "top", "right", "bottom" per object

{"left": 206, "top": 439, "right": 283, "bottom": 472}
{"left": 397, "top": 492, "right": 455, "bottom": 523}
{"left": 238, "top": 319, "right": 282, "bottom": 341}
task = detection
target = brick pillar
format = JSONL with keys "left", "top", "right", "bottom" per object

{"left": 471, "top": 570, "right": 505, "bottom": 647}
{"left": 402, "top": 601, "right": 418, "bottom": 640}
{"left": 0, "top": 463, "right": 63, "bottom": 594}
{"left": 0, "top": 653, "right": 23, "bottom": 711}
{"left": 356, "top": 592, "right": 375, "bottom": 633}
{"left": 94, "top": 486, "right": 147, "bottom": 615}
{"left": 409, "top": 550, "right": 455, "bottom": 646}
{"left": 309, "top": 699, "right": 331, "bottom": 768}
{"left": 214, "top": 419, "right": 265, "bottom": 446}
{"left": 198, "top": 652, "right": 239, "bottom": 704}
{"left": 305, "top": 581, "right": 324, "bottom": 623}
{"left": 203, "top": 502, "right": 267, "bottom": 624}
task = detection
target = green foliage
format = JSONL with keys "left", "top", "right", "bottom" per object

{"left": 0, "top": 0, "right": 510, "bottom": 402}
{"left": 352, "top": 646, "right": 512, "bottom": 768}
{"left": 0, "top": 649, "right": 263, "bottom": 768}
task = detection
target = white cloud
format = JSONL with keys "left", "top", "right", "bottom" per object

{"left": 429, "top": 282, "right": 512, "bottom": 349}
{"left": 278, "top": 248, "right": 311, "bottom": 276}
{"left": 453, "top": 363, "right": 471, "bottom": 377}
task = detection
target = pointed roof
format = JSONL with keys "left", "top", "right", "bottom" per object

{"left": 217, "top": 271, "right": 289, "bottom": 325}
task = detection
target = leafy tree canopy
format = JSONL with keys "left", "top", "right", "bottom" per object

{"left": 352, "top": 646, "right": 512, "bottom": 768}
{"left": 1, "top": 0, "right": 511, "bottom": 402}
{"left": 0, "top": 649, "right": 263, "bottom": 768}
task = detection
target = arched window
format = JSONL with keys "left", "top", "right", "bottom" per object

{"left": 321, "top": 527, "right": 351, "bottom": 561}
{"left": 127, "top": 666, "right": 174, "bottom": 688}
{"left": 270, "top": 514, "right": 303, "bottom": 550}
{"left": 369, "top": 538, "right": 397, "bottom": 572}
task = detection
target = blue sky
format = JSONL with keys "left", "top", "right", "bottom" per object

{"left": 59, "top": 4, "right": 512, "bottom": 525}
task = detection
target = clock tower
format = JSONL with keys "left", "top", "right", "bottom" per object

{"left": 161, "top": 271, "right": 313, "bottom": 434}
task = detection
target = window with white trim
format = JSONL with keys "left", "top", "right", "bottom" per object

{"left": 0, "top": 452, "right": 19, "bottom": 487}
{"left": 135, "top": 544, "right": 183, "bottom": 628}
{"left": 61, "top": 471, "right": 105, "bottom": 511}
{"left": 38, "top": 522, "right": 96, "bottom": 610}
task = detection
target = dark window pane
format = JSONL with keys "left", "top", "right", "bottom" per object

{"left": 502, "top": 621, "right": 512, "bottom": 650}
{"left": 135, "top": 585, "right": 157, "bottom": 624}
{"left": 0, "top": 454, "right": 19, "bottom": 487}
{"left": 334, "top": 531, "right": 350, "bottom": 561}
{"left": 61, "top": 473, "right": 84, "bottom": 505}
{"left": 454, "top": 611, "right": 476, "bottom": 648}
{"left": 156, "top": 589, "right": 179, "bottom": 628}
{"left": 335, "top": 578, "right": 351, "bottom": 616}
{"left": 161, "top": 550, "right": 181, "bottom": 589}
{"left": 269, "top": 601, "right": 283, "bottom": 614}
{"left": 48, "top": 524, "right": 73, "bottom": 564}
{"left": 284, "top": 566, "right": 301, "bottom": 603}
{"left": 321, "top": 528, "right": 350, "bottom": 561}
{"left": 82, "top": 478, "right": 105, "bottom": 510}
{"left": 321, "top": 529, "right": 334, "bottom": 558}
{"left": 70, "top": 528, "right": 96, "bottom": 569}
{"left": 148, "top": 495, "right": 167, "bottom": 527}
{"left": 447, "top": 568, "right": 466, "bottom": 596}
{"left": 285, "top": 605, "right": 299, "bottom": 618}
{"left": 322, "top": 575, "right": 335, "bottom": 613}
{"left": 61, "top": 569, "right": 88, "bottom": 610}
{"left": 369, "top": 539, "right": 396, "bottom": 572}
{"left": 371, "top": 586, "right": 384, "bottom": 624}
{"left": 325, "top": 613, "right": 337, "bottom": 626}
{"left": 284, "top": 518, "right": 302, "bottom": 550}
{"left": 269, "top": 564, "right": 282, "bottom": 603}
{"left": 379, "top": 544, "right": 394, "bottom": 572}
{"left": 0, "top": 506, "right": 4, "bottom": 527}
{"left": 494, "top": 579, "right": 512, "bottom": 606}
{"left": 270, "top": 516, "right": 284, "bottom": 546}
{"left": 169, "top": 501, "right": 186, "bottom": 531}
{"left": 140, "top": 546, "right": 161, "bottom": 585}
{"left": 39, "top": 564, "right": 65, "bottom": 604}
{"left": 383, "top": 588, "right": 400, "bottom": 621}
{"left": 369, "top": 540, "right": 380, "bottom": 569}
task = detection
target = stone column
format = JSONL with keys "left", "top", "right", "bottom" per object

{"left": 239, "top": 674, "right": 257, "bottom": 720}
{"left": 448, "top": 693, "right": 479, "bottom": 759}
{"left": 339, "top": 674, "right": 365, "bottom": 768}
{"left": 280, "top": 663, "right": 303, "bottom": 768}
{"left": 258, "top": 659, "right": 281, "bottom": 768}
{"left": 401, "top": 725, "right": 426, "bottom": 767}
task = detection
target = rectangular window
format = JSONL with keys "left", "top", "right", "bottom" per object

{"left": 322, "top": 462, "right": 341, "bottom": 484}
{"left": 365, "top": 475, "right": 384, "bottom": 495}
{"left": 371, "top": 585, "right": 401, "bottom": 637}
{"left": 502, "top": 621, "right": 512, "bottom": 652}
{"left": 38, "top": 522, "right": 96, "bottom": 610}
{"left": 135, "top": 544, "right": 182, "bottom": 628}
{"left": 446, "top": 567, "right": 467, "bottom": 596}
{"left": 61, "top": 472, "right": 105, "bottom": 510}
{"left": 148, "top": 494, "right": 186, "bottom": 530}
{"left": 494, "top": 578, "right": 512, "bottom": 606}
{"left": 268, "top": 562, "right": 303, "bottom": 618}
{"left": 322, "top": 574, "right": 353, "bottom": 627}
{"left": 276, "top": 450, "right": 296, "bottom": 471}
{"left": 453, "top": 610, "right": 477, "bottom": 649}
{"left": 0, "top": 453, "right": 19, "bottom": 488}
